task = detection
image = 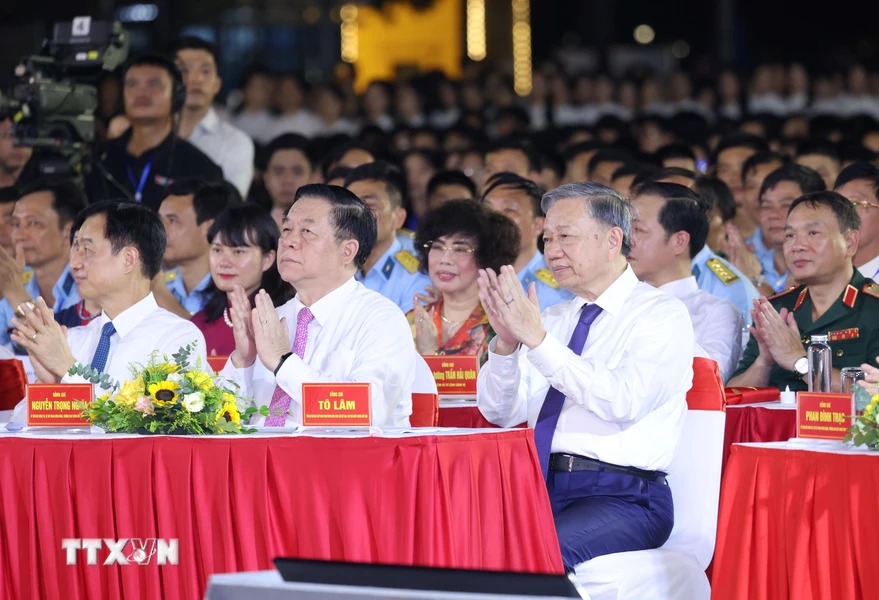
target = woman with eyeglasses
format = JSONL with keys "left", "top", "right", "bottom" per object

{"left": 191, "top": 204, "right": 294, "bottom": 356}
{"left": 410, "top": 200, "right": 520, "bottom": 363}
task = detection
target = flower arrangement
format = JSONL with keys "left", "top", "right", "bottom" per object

{"left": 844, "top": 390, "right": 879, "bottom": 449}
{"left": 76, "top": 343, "right": 267, "bottom": 434}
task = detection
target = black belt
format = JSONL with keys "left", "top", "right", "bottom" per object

{"left": 549, "top": 453, "right": 667, "bottom": 485}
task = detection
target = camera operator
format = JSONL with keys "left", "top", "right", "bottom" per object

{"left": 86, "top": 54, "right": 223, "bottom": 211}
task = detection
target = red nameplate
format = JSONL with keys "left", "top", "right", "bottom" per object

{"left": 207, "top": 356, "right": 228, "bottom": 374}
{"left": 422, "top": 355, "right": 478, "bottom": 395}
{"left": 26, "top": 383, "right": 93, "bottom": 427}
{"left": 301, "top": 383, "right": 371, "bottom": 427}
{"left": 796, "top": 392, "right": 852, "bottom": 440}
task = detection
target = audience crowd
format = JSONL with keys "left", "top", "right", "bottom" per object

{"left": 4, "top": 32, "right": 879, "bottom": 571}
{"left": 2, "top": 37, "right": 879, "bottom": 381}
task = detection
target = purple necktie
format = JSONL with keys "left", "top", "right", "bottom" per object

{"left": 533, "top": 303, "right": 604, "bottom": 479}
{"left": 265, "top": 307, "right": 314, "bottom": 426}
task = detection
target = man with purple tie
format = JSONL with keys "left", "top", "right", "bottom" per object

{"left": 476, "top": 182, "right": 694, "bottom": 571}
{"left": 221, "top": 184, "right": 416, "bottom": 427}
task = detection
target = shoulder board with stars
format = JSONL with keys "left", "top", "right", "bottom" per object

{"left": 164, "top": 270, "right": 178, "bottom": 282}
{"left": 705, "top": 259, "right": 739, "bottom": 285}
{"left": 863, "top": 282, "right": 879, "bottom": 299}
{"left": 535, "top": 268, "right": 560, "bottom": 289}
{"left": 20, "top": 270, "right": 33, "bottom": 285}
{"left": 394, "top": 250, "right": 420, "bottom": 274}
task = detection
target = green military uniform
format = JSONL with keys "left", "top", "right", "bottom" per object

{"left": 731, "top": 270, "right": 879, "bottom": 391}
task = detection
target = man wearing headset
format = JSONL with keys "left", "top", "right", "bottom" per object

{"left": 87, "top": 54, "right": 223, "bottom": 211}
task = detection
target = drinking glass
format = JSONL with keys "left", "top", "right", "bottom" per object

{"left": 840, "top": 367, "right": 865, "bottom": 394}
{"left": 841, "top": 367, "right": 869, "bottom": 414}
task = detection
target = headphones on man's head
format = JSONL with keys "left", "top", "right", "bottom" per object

{"left": 121, "top": 53, "right": 187, "bottom": 115}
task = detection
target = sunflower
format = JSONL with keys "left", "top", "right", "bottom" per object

{"left": 216, "top": 399, "right": 241, "bottom": 424}
{"left": 148, "top": 380, "right": 179, "bottom": 406}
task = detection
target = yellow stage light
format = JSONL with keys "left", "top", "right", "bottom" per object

{"left": 511, "top": 0, "right": 531, "bottom": 96}
{"left": 466, "top": 0, "right": 486, "bottom": 61}
{"left": 340, "top": 4, "right": 359, "bottom": 63}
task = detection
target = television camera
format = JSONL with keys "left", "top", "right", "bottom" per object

{"left": 0, "top": 17, "right": 129, "bottom": 178}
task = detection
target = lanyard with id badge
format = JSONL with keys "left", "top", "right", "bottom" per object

{"left": 126, "top": 158, "right": 152, "bottom": 203}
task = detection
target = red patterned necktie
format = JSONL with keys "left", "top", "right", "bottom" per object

{"left": 265, "top": 307, "right": 314, "bottom": 426}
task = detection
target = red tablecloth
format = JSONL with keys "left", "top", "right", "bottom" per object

{"left": 0, "top": 430, "right": 563, "bottom": 599}
{"left": 712, "top": 444, "right": 879, "bottom": 600}
{"left": 438, "top": 402, "right": 526, "bottom": 429}
{"left": 439, "top": 404, "right": 501, "bottom": 428}
{"left": 722, "top": 404, "right": 797, "bottom": 470}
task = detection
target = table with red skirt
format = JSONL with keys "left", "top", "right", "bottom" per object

{"left": 722, "top": 401, "right": 797, "bottom": 469}
{"left": 0, "top": 429, "right": 564, "bottom": 599}
{"left": 712, "top": 441, "right": 879, "bottom": 600}
{"left": 437, "top": 398, "right": 528, "bottom": 430}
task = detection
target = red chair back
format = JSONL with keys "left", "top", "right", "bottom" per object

{"left": 207, "top": 355, "right": 228, "bottom": 374}
{"left": 687, "top": 357, "right": 725, "bottom": 412}
{"left": 410, "top": 392, "right": 439, "bottom": 427}
{"left": 0, "top": 359, "right": 27, "bottom": 411}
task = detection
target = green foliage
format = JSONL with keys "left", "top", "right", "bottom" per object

{"left": 67, "top": 363, "right": 119, "bottom": 391}
{"left": 171, "top": 342, "right": 196, "bottom": 371}
{"left": 847, "top": 394, "right": 879, "bottom": 450}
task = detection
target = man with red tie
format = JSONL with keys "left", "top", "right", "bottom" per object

{"left": 476, "top": 182, "right": 694, "bottom": 571}
{"left": 221, "top": 184, "right": 416, "bottom": 427}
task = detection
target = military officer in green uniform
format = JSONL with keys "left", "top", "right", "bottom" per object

{"left": 729, "top": 190, "right": 879, "bottom": 390}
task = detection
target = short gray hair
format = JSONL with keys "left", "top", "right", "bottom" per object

{"left": 541, "top": 182, "right": 633, "bottom": 256}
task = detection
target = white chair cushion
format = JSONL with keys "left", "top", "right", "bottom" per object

{"left": 575, "top": 549, "right": 710, "bottom": 600}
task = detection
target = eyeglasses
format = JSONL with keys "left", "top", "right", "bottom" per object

{"left": 424, "top": 241, "right": 477, "bottom": 258}
{"left": 850, "top": 199, "right": 879, "bottom": 210}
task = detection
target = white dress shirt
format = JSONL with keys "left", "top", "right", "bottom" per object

{"left": 658, "top": 276, "right": 743, "bottom": 382}
{"left": 63, "top": 293, "right": 209, "bottom": 386}
{"left": 221, "top": 277, "right": 416, "bottom": 427}
{"left": 477, "top": 266, "right": 694, "bottom": 472}
{"left": 231, "top": 110, "right": 277, "bottom": 145}
{"left": 276, "top": 110, "right": 324, "bottom": 138}
{"left": 188, "top": 108, "right": 255, "bottom": 197}
{"left": 857, "top": 254, "right": 879, "bottom": 282}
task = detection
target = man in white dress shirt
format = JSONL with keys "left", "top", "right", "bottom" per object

{"left": 476, "top": 182, "right": 694, "bottom": 571}
{"left": 628, "top": 182, "right": 743, "bottom": 380}
{"left": 10, "top": 201, "right": 207, "bottom": 388}
{"left": 221, "top": 183, "right": 415, "bottom": 427}
{"left": 834, "top": 163, "right": 879, "bottom": 282}
{"left": 174, "top": 37, "right": 254, "bottom": 197}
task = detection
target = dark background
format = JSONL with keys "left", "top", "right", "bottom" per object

{"left": 1, "top": 0, "right": 878, "bottom": 86}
